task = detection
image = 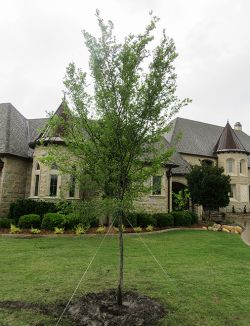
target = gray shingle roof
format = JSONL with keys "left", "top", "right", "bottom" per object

{"left": 165, "top": 117, "right": 250, "bottom": 158}
{"left": 0, "top": 103, "right": 47, "bottom": 158}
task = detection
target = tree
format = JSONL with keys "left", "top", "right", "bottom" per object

{"left": 186, "top": 163, "right": 231, "bottom": 215}
{"left": 45, "top": 11, "right": 189, "bottom": 305}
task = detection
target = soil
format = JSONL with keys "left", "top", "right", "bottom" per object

{"left": 0, "top": 289, "right": 166, "bottom": 325}
{"left": 66, "top": 289, "right": 166, "bottom": 325}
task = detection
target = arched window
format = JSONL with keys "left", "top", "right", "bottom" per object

{"left": 0, "top": 159, "right": 4, "bottom": 171}
{"left": 226, "top": 158, "right": 234, "bottom": 174}
{"left": 69, "top": 166, "right": 76, "bottom": 198}
{"left": 51, "top": 163, "right": 58, "bottom": 170}
{"left": 49, "top": 163, "right": 58, "bottom": 197}
{"left": 240, "top": 159, "right": 246, "bottom": 175}
{"left": 34, "top": 161, "right": 41, "bottom": 196}
{"left": 202, "top": 159, "right": 213, "bottom": 167}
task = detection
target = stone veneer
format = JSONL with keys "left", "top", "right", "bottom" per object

{"left": 0, "top": 155, "right": 31, "bottom": 217}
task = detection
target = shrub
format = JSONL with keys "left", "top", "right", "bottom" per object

{"left": 124, "top": 212, "right": 138, "bottom": 227}
{"left": 10, "top": 224, "right": 21, "bottom": 234}
{"left": 8, "top": 199, "right": 57, "bottom": 222}
{"left": 18, "top": 214, "right": 41, "bottom": 229}
{"left": 136, "top": 213, "right": 156, "bottom": 227}
{"left": 96, "top": 225, "right": 106, "bottom": 234}
{"left": 146, "top": 225, "right": 154, "bottom": 232}
{"left": 75, "top": 224, "right": 88, "bottom": 235}
{"left": 0, "top": 218, "right": 14, "bottom": 229}
{"left": 133, "top": 226, "right": 142, "bottom": 233}
{"left": 113, "top": 225, "right": 126, "bottom": 232}
{"left": 64, "top": 213, "right": 83, "bottom": 230}
{"left": 54, "top": 227, "right": 64, "bottom": 234}
{"left": 153, "top": 213, "right": 174, "bottom": 228}
{"left": 41, "top": 213, "right": 65, "bottom": 230}
{"left": 188, "top": 211, "right": 198, "bottom": 224}
{"left": 172, "top": 211, "right": 192, "bottom": 226}
{"left": 31, "top": 228, "right": 41, "bottom": 234}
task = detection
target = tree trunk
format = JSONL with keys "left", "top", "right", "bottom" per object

{"left": 117, "top": 211, "right": 124, "bottom": 305}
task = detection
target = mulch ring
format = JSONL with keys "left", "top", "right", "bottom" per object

{"left": 0, "top": 289, "right": 166, "bottom": 325}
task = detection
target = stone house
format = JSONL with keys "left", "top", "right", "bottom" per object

{"left": 1, "top": 101, "right": 250, "bottom": 217}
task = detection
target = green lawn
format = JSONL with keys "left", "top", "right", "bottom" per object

{"left": 1, "top": 230, "right": 250, "bottom": 325}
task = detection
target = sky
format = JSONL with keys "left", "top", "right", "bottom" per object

{"left": 1, "top": 0, "right": 250, "bottom": 134}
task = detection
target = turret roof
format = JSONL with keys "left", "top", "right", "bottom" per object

{"left": 213, "top": 122, "right": 249, "bottom": 154}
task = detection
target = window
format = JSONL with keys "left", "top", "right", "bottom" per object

{"left": 152, "top": 176, "right": 162, "bottom": 195}
{"left": 33, "top": 161, "right": 40, "bottom": 196}
{"left": 34, "top": 175, "right": 40, "bottom": 196}
{"left": 51, "top": 163, "right": 58, "bottom": 170}
{"left": 202, "top": 159, "right": 213, "bottom": 166}
{"left": 240, "top": 159, "right": 245, "bottom": 175}
{"left": 69, "top": 175, "right": 76, "bottom": 198}
{"left": 226, "top": 159, "right": 234, "bottom": 174}
{"left": 50, "top": 174, "right": 58, "bottom": 197}
{"left": 229, "top": 184, "right": 236, "bottom": 199}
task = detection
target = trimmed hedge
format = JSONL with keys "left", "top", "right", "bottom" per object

{"left": 41, "top": 213, "right": 65, "bottom": 230}
{"left": 0, "top": 218, "right": 14, "bottom": 229}
{"left": 124, "top": 212, "right": 138, "bottom": 227}
{"left": 153, "top": 213, "right": 174, "bottom": 228}
{"left": 136, "top": 213, "right": 156, "bottom": 227}
{"left": 18, "top": 214, "right": 41, "bottom": 229}
{"left": 172, "top": 211, "right": 192, "bottom": 226}
{"left": 188, "top": 211, "right": 198, "bottom": 224}
{"left": 9, "top": 199, "right": 57, "bottom": 222}
{"left": 64, "top": 213, "right": 99, "bottom": 230}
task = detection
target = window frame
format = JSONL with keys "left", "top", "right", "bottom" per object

{"left": 152, "top": 175, "right": 162, "bottom": 196}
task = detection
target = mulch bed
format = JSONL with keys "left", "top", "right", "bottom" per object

{"left": 0, "top": 289, "right": 166, "bottom": 325}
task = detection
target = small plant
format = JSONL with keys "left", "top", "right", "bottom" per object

{"left": 146, "top": 225, "right": 154, "bottom": 232}
{"left": 75, "top": 224, "right": 88, "bottom": 235}
{"left": 10, "top": 224, "right": 21, "bottom": 234}
{"left": 133, "top": 226, "right": 142, "bottom": 233}
{"left": 30, "top": 227, "right": 41, "bottom": 234}
{"left": 54, "top": 227, "right": 64, "bottom": 234}
{"left": 113, "top": 225, "right": 126, "bottom": 233}
{"left": 96, "top": 225, "right": 106, "bottom": 234}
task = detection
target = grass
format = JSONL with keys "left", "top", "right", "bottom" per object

{"left": 1, "top": 230, "right": 250, "bottom": 325}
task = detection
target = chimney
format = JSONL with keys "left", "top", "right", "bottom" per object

{"left": 234, "top": 122, "right": 242, "bottom": 131}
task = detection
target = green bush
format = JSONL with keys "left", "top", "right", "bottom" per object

{"left": 0, "top": 218, "right": 14, "bottom": 229}
{"left": 64, "top": 211, "right": 99, "bottom": 230}
{"left": 41, "top": 213, "right": 65, "bottom": 230}
{"left": 124, "top": 212, "right": 138, "bottom": 227}
{"left": 153, "top": 213, "right": 174, "bottom": 228}
{"left": 136, "top": 213, "right": 156, "bottom": 227}
{"left": 9, "top": 199, "right": 57, "bottom": 222}
{"left": 18, "top": 214, "right": 41, "bottom": 229}
{"left": 188, "top": 211, "right": 198, "bottom": 224}
{"left": 172, "top": 211, "right": 192, "bottom": 226}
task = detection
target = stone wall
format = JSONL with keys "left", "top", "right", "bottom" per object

{"left": 30, "top": 145, "right": 80, "bottom": 200}
{"left": 0, "top": 155, "right": 31, "bottom": 217}
{"left": 134, "top": 168, "right": 169, "bottom": 213}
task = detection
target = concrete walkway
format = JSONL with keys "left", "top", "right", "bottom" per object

{"left": 241, "top": 223, "right": 250, "bottom": 246}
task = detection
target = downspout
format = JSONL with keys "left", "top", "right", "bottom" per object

{"left": 166, "top": 168, "right": 172, "bottom": 213}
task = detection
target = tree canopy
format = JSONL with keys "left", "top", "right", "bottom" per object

{"left": 44, "top": 11, "right": 189, "bottom": 305}
{"left": 187, "top": 163, "right": 231, "bottom": 212}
